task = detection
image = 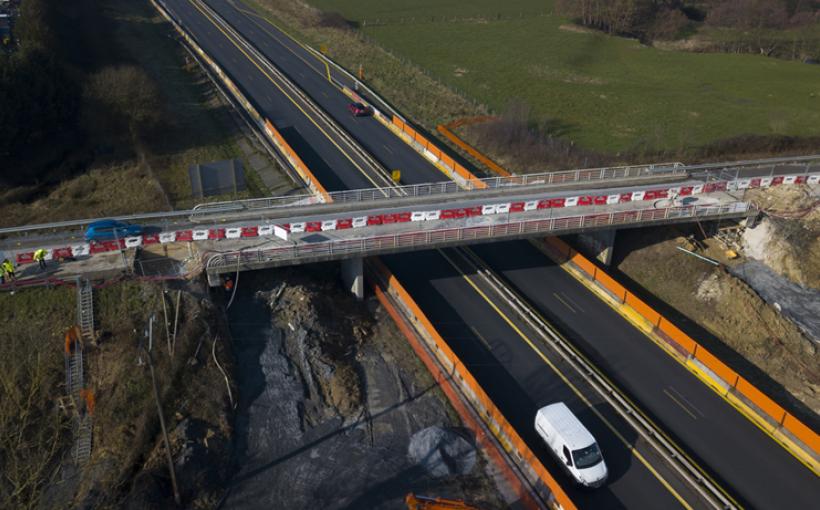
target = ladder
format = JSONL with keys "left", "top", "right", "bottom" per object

{"left": 73, "top": 414, "right": 93, "bottom": 465}
{"left": 77, "top": 278, "right": 94, "bottom": 341}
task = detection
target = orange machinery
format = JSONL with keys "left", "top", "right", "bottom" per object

{"left": 405, "top": 493, "right": 480, "bottom": 510}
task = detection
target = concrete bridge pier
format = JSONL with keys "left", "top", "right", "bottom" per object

{"left": 341, "top": 257, "right": 364, "bottom": 300}
{"left": 577, "top": 230, "right": 617, "bottom": 266}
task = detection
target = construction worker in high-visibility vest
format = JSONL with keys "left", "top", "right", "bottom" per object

{"left": 2, "top": 258, "right": 15, "bottom": 281}
{"left": 34, "top": 249, "right": 47, "bottom": 271}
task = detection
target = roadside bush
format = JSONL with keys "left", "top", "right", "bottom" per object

{"left": 84, "top": 65, "right": 163, "bottom": 139}
{"left": 471, "top": 102, "right": 608, "bottom": 172}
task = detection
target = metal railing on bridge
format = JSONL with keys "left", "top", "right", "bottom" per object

{"left": 206, "top": 202, "right": 753, "bottom": 272}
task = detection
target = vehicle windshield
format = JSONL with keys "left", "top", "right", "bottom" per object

{"left": 572, "top": 444, "right": 603, "bottom": 469}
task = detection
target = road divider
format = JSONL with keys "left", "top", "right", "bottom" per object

{"left": 536, "top": 237, "right": 820, "bottom": 473}
{"left": 367, "top": 258, "right": 575, "bottom": 510}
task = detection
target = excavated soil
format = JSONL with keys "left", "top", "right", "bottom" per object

{"left": 742, "top": 185, "right": 820, "bottom": 289}
{"left": 223, "top": 265, "right": 504, "bottom": 510}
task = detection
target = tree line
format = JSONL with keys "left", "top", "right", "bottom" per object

{"left": 555, "top": 0, "right": 819, "bottom": 50}
{"left": 0, "top": 0, "right": 163, "bottom": 188}
{"left": 0, "top": 0, "right": 80, "bottom": 185}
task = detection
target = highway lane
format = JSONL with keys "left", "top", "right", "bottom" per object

{"left": 162, "top": 0, "right": 387, "bottom": 191}
{"left": 204, "top": 0, "right": 446, "bottom": 185}
{"left": 468, "top": 240, "right": 820, "bottom": 508}
{"left": 157, "top": 1, "right": 817, "bottom": 506}
{"left": 383, "top": 249, "right": 707, "bottom": 509}
{"left": 163, "top": 1, "right": 704, "bottom": 506}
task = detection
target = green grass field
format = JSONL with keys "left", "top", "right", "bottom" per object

{"left": 309, "top": 0, "right": 820, "bottom": 153}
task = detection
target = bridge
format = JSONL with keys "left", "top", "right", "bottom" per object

{"left": 5, "top": 0, "right": 820, "bottom": 508}
{"left": 3, "top": 155, "right": 817, "bottom": 289}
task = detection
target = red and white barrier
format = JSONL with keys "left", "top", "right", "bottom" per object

{"left": 124, "top": 236, "right": 143, "bottom": 248}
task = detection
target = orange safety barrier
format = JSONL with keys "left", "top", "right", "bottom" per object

{"left": 693, "top": 346, "right": 739, "bottom": 390}
{"left": 783, "top": 414, "right": 820, "bottom": 454}
{"left": 391, "top": 116, "right": 487, "bottom": 190}
{"left": 370, "top": 259, "right": 576, "bottom": 510}
{"left": 442, "top": 115, "right": 497, "bottom": 130}
{"left": 544, "top": 236, "right": 820, "bottom": 456}
{"left": 264, "top": 119, "right": 331, "bottom": 202}
{"left": 437, "top": 123, "right": 512, "bottom": 177}
{"left": 735, "top": 377, "right": 787, "bottom": 424}
{"left": 624, "top": 293, "right": 662, "bottom": 327}
{"left": 570, "top": 253, "right": 598, "bottom": 280}
{"left": 593, "top": 269, "right": 627, "bottom": 303}
{"left": 657, "top": 318, "right": 697, "bottom": 356}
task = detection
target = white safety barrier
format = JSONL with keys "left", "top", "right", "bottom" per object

{"left": 496, "top": 203, "right": 511, "bottom": 214}
{"left": 192, "top": 230, "right": 209, "bottom": 241}
{"left": 159, "top": 232, "right": 177, "bottom": 244}
{"left": 481, "top": 204, "right": 496, "bottom": 215}
{"left": 321, "top": 219, "right": 337, "bottom": 231}
{"left": 737, "top": 179, "right": 751, "bottom": 190}
{"left": 71, "top": 244, "right": 91, "bottom": 257}
{"left": 291, "top": 222, "right": 306, "bottom": 233}
{"left": 524, "top": 200, "right": 538, "bottom": 212}
{"left": 411, "top": 211, "right": 426, "bottom": 222}
{"left": 760, "top": 177, "right": 773, "bottom": 187}
{"left": 692, "top": 185, "right": 704, "bottom": 194}
{"left": 565, "top": 197, "right": 579, "bottom": 207}
{"left": 124, "top": 236, "right": 143, "bottom": 248}
{"left": 258, "top": 225, "right": 275, "bottom": 236}
{"left": 425, "top": 210, "right": 441, "bottom": 221}
{"left": 274, "top": 225, "right": 289, "bottom": 241}
{"left": 352, "top": 216, "right": 368, "bottom": 228}
{"left": 225, "top": 227, "right": 242, "bottom": 239}
{"left": 607, "top": 194, "right": 620, "bottom": 205}
{"left": 809, "top": 175, "right": 820, "bottom": 184}
{"left": 784, "top": 175, "right": 797, "bottom": 184}
{"left": 631, "top": 191, "right": 645, "bottom": 201}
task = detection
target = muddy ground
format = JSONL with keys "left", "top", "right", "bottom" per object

{"left": 223, "top": 265, "right": 505, "bottom": 510}
{"left": 609, "top": 185, "right": 820, "bottom": 424}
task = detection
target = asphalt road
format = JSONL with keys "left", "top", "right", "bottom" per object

{"left": 160, "top": 1, "right": 819, "bottom": 507}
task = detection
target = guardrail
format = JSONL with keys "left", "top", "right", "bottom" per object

{"left": 205, "top": 202, "right": 753, "bottom": 272}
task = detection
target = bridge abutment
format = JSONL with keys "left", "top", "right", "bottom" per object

{"left": 341, "top": 257, "right": 364, "bottom": 300}
{"left": 577, "top": 229, "right": 617, "bottom": 266}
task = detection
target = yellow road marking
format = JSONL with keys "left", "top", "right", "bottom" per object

{"left": 549, "top": 245, "right": 819, "bottom": 480}
{"left": 437, "top": 249, "right": 694, "bottom": 510}
{"left": 185, "top": 0, "right": 388, "bottom": 190}
{"left": 233, "top": 1, "right": 343, "bottom": 91}
{"left": 664, "top": 388, "right": 698, "bottom": 420}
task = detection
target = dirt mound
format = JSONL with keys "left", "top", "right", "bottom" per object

{"left": 264, "top": 275, "right": 372, "bottom": 421}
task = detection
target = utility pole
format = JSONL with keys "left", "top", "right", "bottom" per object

{"left": 141, "top": 319, "right": 181, "bottom": 506}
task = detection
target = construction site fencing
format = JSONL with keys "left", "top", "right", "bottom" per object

{"left": 541, "top": 237, "right": 820, "bottom": 464}
{"left": 206, "top": 202, "right": 752, "bottom": 271}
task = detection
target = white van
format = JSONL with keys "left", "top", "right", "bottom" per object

{"left": 535, "top": 402, "right": 608, "bottom": 488}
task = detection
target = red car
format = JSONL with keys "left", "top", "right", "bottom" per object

{"left": 347, "top": 102, "right": 371, "bottom": 117}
